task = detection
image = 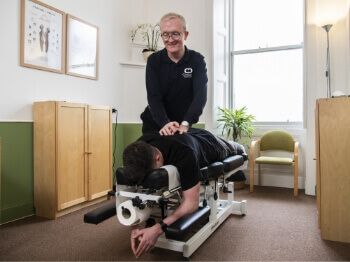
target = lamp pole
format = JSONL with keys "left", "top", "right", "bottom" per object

{"left": 322, "top": 24, "right": 333, "bottom": 98}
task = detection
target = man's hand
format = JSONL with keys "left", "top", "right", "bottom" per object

{"left": 178, "top": 124, "right": 189, "bottom": 134}
{"left": 130, "top": 226, "right": 142, "bottom": 255}
{"left": 131, "top": 224, "right": 163, "bottom": 258}
{"left": 130, "top": 183, "right": 200, "bottom": 258}
{"left": 159, "top": 121, "right": 179, "bottom": 136}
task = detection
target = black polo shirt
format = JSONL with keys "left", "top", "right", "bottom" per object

{"left": 142, "top": 46, "right": 208, "bottom": 131}
{"left": 138, "top": 129, "right": 239, "bottom": 191}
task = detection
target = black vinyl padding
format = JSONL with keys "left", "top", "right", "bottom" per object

{"left": 116, "top": 167, "right": 169, "bottom": 190}
{"left": 222, "top": 155, "right": 244, "bottom": 172}
{"left": 142, "top": 168, "right": 169, "bottom": 189}
{"left": 206, "top": 161, "right": 224, "bottom": 180}
{"left": 116, "top": 167, "right": 133, "bottom": 186}
{"left": 242, "top": 153, "right": 248, "bottom": 161}
{"left": 165, "top": 206, "right": 211, "bottom": 241}
{"left": 200, "top": 166, "right": 209, "bottom": 181}
{"left": 84, "top": 202, "right": 116, "bottom": 225}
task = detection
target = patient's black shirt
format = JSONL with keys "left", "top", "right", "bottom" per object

{"left": 138, "top": 128, "right": 244, "bottom": 191}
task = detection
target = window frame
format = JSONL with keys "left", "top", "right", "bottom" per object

{"left": 229, "top": 0, "right": 306, "bottom": 128}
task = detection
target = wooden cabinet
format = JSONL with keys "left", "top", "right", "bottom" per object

{"left": 34, "top": 101, "right": 112, "bottom": 219}
{"left": 315, "top": 98, "right": 350, "bottom": 243}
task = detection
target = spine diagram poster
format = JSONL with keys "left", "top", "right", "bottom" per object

{"left": 20, "top": 0, "right": 65, "bottom": 73}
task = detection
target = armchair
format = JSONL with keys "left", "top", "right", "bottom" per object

{"left": 249, "top": 130, "right": 299, "bottom": 196}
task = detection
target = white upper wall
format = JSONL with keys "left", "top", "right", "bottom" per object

{"left": 0, "top": 0, "right": 124, "bottom": 121}
{"left": 0, "top": 0, "right": 210, "bottom": 123}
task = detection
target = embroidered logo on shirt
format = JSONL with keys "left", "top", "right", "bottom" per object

{"left": 182, "top": 68, "right": 193, "bottom": 78}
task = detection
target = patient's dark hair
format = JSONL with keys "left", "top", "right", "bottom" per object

{"left": 122, "top": 141, "right": 158, "bottom": 184}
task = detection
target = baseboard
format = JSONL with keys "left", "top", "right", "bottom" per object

{"left": 1, "top": 201, "right": 35, "bottom": 224}
{"left": 245, "top": 167, "right": 305, "bottom": 189}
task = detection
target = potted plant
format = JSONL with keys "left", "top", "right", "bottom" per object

{"left": 217, "top": 106, "right": 255, "bottom": 145}
{"left": 130, "top": 23, "right": 161, "bottom": 61}
{"left": 217, "top": 106, "right": 255, "bottom": 189}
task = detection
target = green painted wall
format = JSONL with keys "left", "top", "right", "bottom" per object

{"left": 113, "top": 123, "right": 143, "bottom": 183}
{"left": 0, "top": 122, "right": 204, "bottom": 224}
{"left": 0, "top": 122, "right": 35, "bottom": 224}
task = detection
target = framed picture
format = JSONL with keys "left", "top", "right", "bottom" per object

{"left": 20, "top": 0, "right": 65, "bottom": 73}
{"left": 66, "top": 14, "right": 99, "bottom": 80}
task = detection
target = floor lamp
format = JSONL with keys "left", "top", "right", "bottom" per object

{"left": 322, "top": 24, "right": 333, "bottom": 98}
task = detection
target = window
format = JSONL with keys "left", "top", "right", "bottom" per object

{"left": 231, "top": 0, "right": 304, "bottom": 124}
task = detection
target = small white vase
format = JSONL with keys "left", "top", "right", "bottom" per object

{"left": 142, "top": 51, "right": 155, "bottom": 62}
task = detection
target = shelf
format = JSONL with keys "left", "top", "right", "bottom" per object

{"left": 119, "top": 61, "right": 146, "bottom": 68}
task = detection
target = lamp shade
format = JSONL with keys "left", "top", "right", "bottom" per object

{"left": 314, "top": 0, "right": 347, "bottom": 27}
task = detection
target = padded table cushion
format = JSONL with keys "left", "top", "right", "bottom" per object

{"left": 142, "top": 168, "right": 169, "bottom": 189}
{"left": 222, "top": 155, "right": 245, "bottom": 172}
{"left": 116, "top": 167, "right": 169, "bottom": 190}
{"left": 84, "top": 202, "right": 116, "bottom": 224}
{"left": 116, "top": 167, "right": 133, "bottom": 186}
{"left": 206, "top": 161, "right": 224, "bottom": 180}
{"left": 165, "top": 206, "right": 211, "bottom": 241}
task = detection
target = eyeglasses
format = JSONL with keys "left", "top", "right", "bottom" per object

{"left": 161, "top": 32, "right": 183, "bottom": 40}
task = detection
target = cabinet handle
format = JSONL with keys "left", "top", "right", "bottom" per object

{"left": 85, "top": 152, "right": 92, "bottom": 154}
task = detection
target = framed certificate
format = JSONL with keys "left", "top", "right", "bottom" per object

{"left": 66, "top": 14, "right": 99, "bottom": 80}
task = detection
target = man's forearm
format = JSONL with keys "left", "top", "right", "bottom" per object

{"left": 162, "top": 183, "right": 200, "bottom": 226}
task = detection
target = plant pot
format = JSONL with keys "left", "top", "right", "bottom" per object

{"left": 142, "top": 51, "right": 155, "bottom": 62}
{"left": 234, "top": 180, "right": 246, "bottom": 190}
{"left": 226, "top": 170, "right": 246, "bottom": 190}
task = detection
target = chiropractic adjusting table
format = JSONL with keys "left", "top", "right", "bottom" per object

{"left": 84, "top": 152, "right": 248, "bottom": 258}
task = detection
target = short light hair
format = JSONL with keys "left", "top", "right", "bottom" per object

{"left": 160, "top": 12, "right": 187, "bottom": 32}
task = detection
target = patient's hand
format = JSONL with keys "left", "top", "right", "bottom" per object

{"left": 130, "top": 226, "right": 142, "bottom": 255}
{"left": 159, "top": 121, "right": 179, "bottom": 136}
{"left": 131, "top": 224, "right": 163, "bottom": 258}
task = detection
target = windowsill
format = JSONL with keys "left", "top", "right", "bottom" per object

{"left": 119, "top": 61, "right": 146, "bottom": 68}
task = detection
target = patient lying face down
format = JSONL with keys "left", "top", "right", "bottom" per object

{"left": 122, "top": 128, "right": 245, "bottom": 258}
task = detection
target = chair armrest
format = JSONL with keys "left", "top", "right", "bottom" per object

{"left": 294, "top": 141, "right": 299, "bottom": 163}
{"left": 249, "top": 139, "right": 260, "bottom": 160}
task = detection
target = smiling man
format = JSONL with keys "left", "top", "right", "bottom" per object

{"left": 141, "top": 13, "right": 208, "bottom": 136}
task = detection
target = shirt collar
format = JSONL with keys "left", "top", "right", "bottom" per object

{"left": 161, "top": 45, "right": 190, "bottom": 64}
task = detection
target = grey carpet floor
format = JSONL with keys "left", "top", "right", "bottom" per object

{"left": 1, "top": 186, "right": 350, "bottom": 261}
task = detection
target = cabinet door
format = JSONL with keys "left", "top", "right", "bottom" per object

{"left": 87, "top": 105, "right": 112, "bottom": 200}
{"left": 318, "top": 98, "right": 350, "bottom": 243}
{"left": 56, "top": 102, "right": 88, "bottom": 210}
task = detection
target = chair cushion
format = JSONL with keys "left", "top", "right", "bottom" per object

{"left": 255, "top": 156, "right": 293, "bottom": 165}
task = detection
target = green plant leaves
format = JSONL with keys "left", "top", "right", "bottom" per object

{"left": 217, "top": 106, "right": 255, "bottom": 144}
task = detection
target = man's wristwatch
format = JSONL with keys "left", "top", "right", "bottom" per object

{"left": 159, "top": 220, "right": 168, "bottom": 232}
{"left": 181, "top": 121, "right": 189, "bottom": 127}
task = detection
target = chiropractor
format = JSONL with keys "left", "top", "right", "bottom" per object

{"left": 141, "top": 12, "right": 208, "bottom": 136}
